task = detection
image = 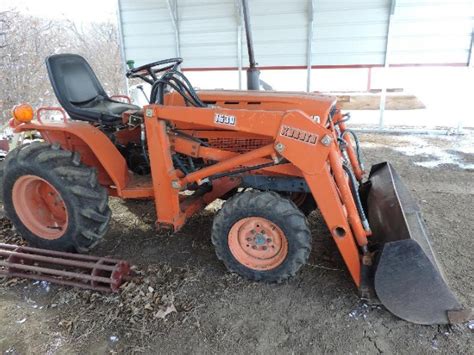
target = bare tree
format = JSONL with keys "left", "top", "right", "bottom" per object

{"left": 65, "top": 19, "right": 126, "bottom": 94}
{"left": 0, "top": 11, "right": 126, "bottom": 124}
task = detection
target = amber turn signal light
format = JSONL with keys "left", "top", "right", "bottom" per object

{"left": 12, "top": 104, "right": 34, "bottom": 123}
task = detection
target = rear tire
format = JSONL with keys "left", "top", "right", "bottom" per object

{"left": 212, "top": 191, "right": 311, "bottom": 282}
{"left": 2, "top": 142, "right": 111, "bottom": 252}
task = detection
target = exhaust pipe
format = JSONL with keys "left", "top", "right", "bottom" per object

{"left": 241, "top": 0, "right": 260, "bottom": 90}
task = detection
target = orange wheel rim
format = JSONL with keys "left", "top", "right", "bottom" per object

{"left": 12, "top": 175, "right": 68, "bottom": 240}
{"left": 228, "top": 217, "right": 288, "bottom": 271}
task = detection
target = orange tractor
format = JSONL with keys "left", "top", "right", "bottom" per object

{"left": 2, "top": 54, "right": 469, "bottom": 324}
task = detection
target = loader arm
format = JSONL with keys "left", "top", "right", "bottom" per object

{"left": 144, "top": 103, "right": 369, "bottom": 285}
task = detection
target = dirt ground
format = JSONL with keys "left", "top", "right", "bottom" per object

{"left": 0, "top": 133, "right": 473, "bottom": 354}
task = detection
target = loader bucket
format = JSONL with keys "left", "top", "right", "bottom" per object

{"left": 363, "top": 162, "right": 467, "bottom": 324}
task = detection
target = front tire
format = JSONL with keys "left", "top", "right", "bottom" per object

{"left": 288, "top": 192, "right": 316, "bottom": 216}
{"left": 212, "top": 191, "right": 311, "bottom": 282}
{"left": 2, "top": 142, "right": 111, "bottom": 252}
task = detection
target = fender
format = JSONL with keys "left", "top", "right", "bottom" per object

{"left": 14, "top": 121, "right": 129, "bottom": 194}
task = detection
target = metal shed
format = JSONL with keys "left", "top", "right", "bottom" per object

{"left": 117, "top": 0, "right": 473, "bottom": 69}
{"left": 117, "top": 0, "right": 473, "bottom": 128}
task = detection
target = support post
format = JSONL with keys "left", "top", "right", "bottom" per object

{"left": 367, "top": 67, "right": 372, "bottom": 92}
{"left": 237, "top": 24, "right": 243, "bottom": 89}
{"left": 306, "top": 0, "right": 315, "bottom": 92}
{"left": 235, "top": 0, "right": 244, "bottom": 89}
{"left": 468, "top": 28, "right": 474, "bottom": 67}
{"left": 459, "top": 28, "right": 474, "bottom": 133}
{"left": 379, "top": 0, "right": 396, "bottom": 129}
{"left": 167, "top": 0, "right": 181, "bottom": 58}
{"left": 115, "top": 0, "right": 129, "bottom": 93}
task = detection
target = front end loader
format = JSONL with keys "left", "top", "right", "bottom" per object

{"left": 2, "top": 54, "right": 470, "bottom": 324}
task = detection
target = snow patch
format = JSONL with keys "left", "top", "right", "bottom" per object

{"left": 362, "top": 133, "right": 474, "bottom": 170}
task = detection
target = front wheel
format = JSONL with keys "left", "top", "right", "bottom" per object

{"left": 2, "top": 142, "right": 111, "bottom": 252}
{"left": 211, "top": 191, "right": 311, "bottom": 282}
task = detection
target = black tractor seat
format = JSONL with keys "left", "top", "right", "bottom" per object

{"left": 46, "top": 54, "right": 139, "bottom": 125}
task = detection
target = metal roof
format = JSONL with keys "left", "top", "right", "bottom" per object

{"left": 118, "top": 0, "right": 474, "bottom": 69}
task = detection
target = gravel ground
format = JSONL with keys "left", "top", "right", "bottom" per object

{"left": 0, "top": 132, "right": 473, "bottom": 354}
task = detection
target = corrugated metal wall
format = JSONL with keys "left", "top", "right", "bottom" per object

{"left": 118, "top": 0, "right": 474, "bottom": 69}
{"left": 312, "top": 0, "right": 391, "bottom": 65}
{"left": 180, "top": 1, "right": 238, "bottom": 67}
{"left": 118, "top": 0, "right": 176, "bottom": 65}
{"left": 242, "top": 0, "right": 309, "bottom": 66}
{"left": 391, "top": 0, "right": 473, "bottom": 64}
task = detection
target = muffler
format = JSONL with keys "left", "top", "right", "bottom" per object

{"left": 362, "top": 162, "right": 470, "bottom": 324}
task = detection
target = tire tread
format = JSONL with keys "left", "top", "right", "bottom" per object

{"left": 212, "top": 190, "right": 311, "bottom": 283}
{"left": 2, "top": 142, "right": 110, "bottom": 252}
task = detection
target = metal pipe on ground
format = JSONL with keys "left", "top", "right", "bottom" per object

{"left": 0, "top": 243, "right": 131, "bottom": 292}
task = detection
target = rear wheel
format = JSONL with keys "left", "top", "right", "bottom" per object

{"left": 2, "top": 142, "right": 111, "bottom": 252}
{"left": 212, "top": 191, "right": 311, "bottom": 282}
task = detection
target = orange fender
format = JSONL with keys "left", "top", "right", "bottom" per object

{"left": 14, "top": 121, "right": 129, "bottom": 194}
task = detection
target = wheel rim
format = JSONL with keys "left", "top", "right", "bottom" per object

{"left": 12, "top": 175, "right": 68, "bottom": 240}
{"left": 228, "top": 217, "right": 288, "bottom": 271}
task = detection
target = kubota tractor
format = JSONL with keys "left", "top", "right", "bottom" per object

{"left": 2, "top": 54, "right": 470, "bottom": 324}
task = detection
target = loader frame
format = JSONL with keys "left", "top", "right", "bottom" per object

{"left": 145, "top": 104, "right": 371, "bottom": 286}
{"left": 15, "top": 91, "right": 370, "bottom": 287}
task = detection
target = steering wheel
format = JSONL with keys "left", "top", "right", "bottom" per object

{"left": 126, "top": 58, "right": 183, "bottom": 84}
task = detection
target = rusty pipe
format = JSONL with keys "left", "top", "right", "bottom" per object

{"left": 0, "top": 243, "right": 131, "bottom": 292}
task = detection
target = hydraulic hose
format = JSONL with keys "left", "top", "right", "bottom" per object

{"left": 151, "top": 70, "right": 206, "bottom": 108}
{"left": 151, "top": 78, "right": 200, "bottom": 107}
{"left": 172, "top": 154, "right": 190, "bottom": 175}
{"left": 169, "top": 70, "right": 207, "bottom": 107}
{"left": 341, "top": 129, "right": 364, "bottom": 170}
{"left": 342, "top": 164, "right": 370, "bottom": 232}
{"left": 140, "top": 123, "right": 149, "bottom": 166}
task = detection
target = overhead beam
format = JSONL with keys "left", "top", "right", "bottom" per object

{"left": 306, "top": 0, "right": 315, "bottom": 92}
{"left": 379, "top": 0, "right": 396, "bottom": 129}
{"left": 167, "top": 0, "right": 181, "bottom": 58}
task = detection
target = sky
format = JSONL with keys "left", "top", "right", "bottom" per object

{"left": 1, "top": 0, "right": 117, "bottom": 22}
